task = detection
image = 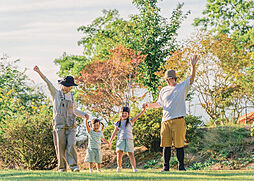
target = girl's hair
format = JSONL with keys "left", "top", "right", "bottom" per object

{"left": 89, "top": 119, "right": 100, "bottom": 127}
{"left": 117, "top": 107, "right": 130, "bottom": 128}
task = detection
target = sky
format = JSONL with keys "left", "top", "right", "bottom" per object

{"left": 0, "top": 0, "right": 209, "bottom": 120}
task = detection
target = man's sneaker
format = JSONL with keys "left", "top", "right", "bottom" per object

{"left": 72, "top": 168, "right": 80, "bottom": 172}
{"left": 89, "top": 169, "right": 93, "bottom": 173}
{"left": 58, "top": 169, "right": 66, "bottom": 172}
{"left": 116, "top": 167, "right": 121, "bottom": 172}
{"left": 133, "top": 168, "right": 138, "bottom": 172}
{"left": 97, "top": 169, "right": 101, "bottom": 172}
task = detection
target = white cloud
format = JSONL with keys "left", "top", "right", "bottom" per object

{"left": 0, "top": 0, "right": 132, "bottom": 12}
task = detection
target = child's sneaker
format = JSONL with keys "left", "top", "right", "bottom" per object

{"left": 133, "top": 168, "right": 138, "bottom": 172}
{"left": 97, "top": 169, "right": 101, "bottom": 172}
{"left": 89, "top": 169, "right": 93, "bottom": 173}
{"left": 116, "top": 167, "right": 121, "bottom": 172}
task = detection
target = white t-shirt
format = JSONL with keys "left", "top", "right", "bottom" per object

{"left": 157, "top": 77, "right": 191, "bottom": 122}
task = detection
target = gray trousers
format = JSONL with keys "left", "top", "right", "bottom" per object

{"left": 53, "top": 128, "right": 78, "bottom": 170}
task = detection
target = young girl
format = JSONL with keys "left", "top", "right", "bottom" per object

{"left": 109, "top": 106, "right": 146, "bottom": 172}
{"left": 84, "top": 118, "right": 110, "bottom": 172}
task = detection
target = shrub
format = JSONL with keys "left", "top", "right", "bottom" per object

{"left": 0, "top": 105, "right": 57, "bottom": 170}
{"left": 185, "top": 115, "right": 204, "bottom": 143}
{"left": 133, "top": 108, "right": 162, "bottom": 152}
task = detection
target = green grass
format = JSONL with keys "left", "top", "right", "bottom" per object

{"left": 0, "top": 169, "right": 254, "bottom": 180}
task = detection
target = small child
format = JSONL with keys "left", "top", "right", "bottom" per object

{"left": 109, "top": 106, "right": 146, "bottom": 172}
{"left": 84, "top": 118, "right": 110, "bottom": 172}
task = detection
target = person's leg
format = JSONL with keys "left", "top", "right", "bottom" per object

{"left": 55, "top": 128, "right": 67, "bottom": 171}
{"left": 89, "top": 163, "right": 93, "bottom": 172}
{"left": 162, "top": 147, "right": 171, "bottom": 171}
{"left": 127, "top": 152, "right": 137, "bottom": 172}
{"left": 96, "top": 163, "right": 101, "bottom": 172}
{"left": 66, "top": 128, "right": 79, "bottom": 171}
{"left": 176, "top": 147, "right": 185, "bottom": 171}
{"left": 174, "top": 118, "right": 186, "bottom": 171}
{"left": 117, "top": 150, "right": 123, "bottom": 171}
{"left": 160, "top": 120, "right": 172, "bottom": 171}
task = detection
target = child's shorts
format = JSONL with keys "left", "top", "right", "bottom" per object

{"left": 84, "top": 148, "right": 102, "bottom": 163}
{"left": 116, "top": 139, "right": 134, "bottom": 153}
{"left": 160, "top": 117, "right": 186, "bottom": 148}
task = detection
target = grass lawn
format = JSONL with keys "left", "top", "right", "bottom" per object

{"left": 0, "top": 169, "right": 254, "bottom": 180}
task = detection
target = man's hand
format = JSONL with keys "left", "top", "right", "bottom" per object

{"left": 191, "top": 55, "right": 198, "bottom": 67}
{"left": 84, "top": 113, "right": 89, "bottom": 120}
{"left": 108, "top": 143, "right": 112, "bottom": 150}
{"left": 143, "top": 103, "right": 148, "bottom": 109}
{"left": 33, "top": 66, "right": 40, "bottom": 73}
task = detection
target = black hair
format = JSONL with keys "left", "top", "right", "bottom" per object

{"left": 92, "top": 119, "right": 100, "bottom": 124}
{"left": 117, "top": 106, "right": 130, "bottom": 128}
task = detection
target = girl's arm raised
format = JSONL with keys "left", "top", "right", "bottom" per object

{"left": 130, "top": 107, "right": 146, "bottom": 124}
{"left": 85, "top": 117, "right": 91, "bottom": 133}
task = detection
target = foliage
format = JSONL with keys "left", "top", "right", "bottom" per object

{"left": 77, "top": 46, "right": 146, "bottom": 118}
{"left": 132, "top": 107, "right": 162, "bottom": 152}
{"left": 193, "top": 0, "right": 254, "bottom": 45}
{"left": 54, "top": 53, "right": 91, "bottom": 77}
{"left": 185, "top": 115, "right": 204, "bottom": 143}
{"left": 55, "top": 0, "right": 190, "bottom": 99}
{"left": 0, "top": 56, "right": 56, "bottom": 170}
{"left": 187, "top": 127, "right": 253, "bottom": 170}
{"left": 0, "top": 104, "right": 56, "bottom": 170}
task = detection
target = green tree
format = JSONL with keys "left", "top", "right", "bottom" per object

{"left": 0, "top": 55, "right": 46, "bottom": 131}
{"left": 193, "top": 0, "right": 254, "bottom": 45}
{"left": 55, "top": 0, "right": 190, "bottom": 98}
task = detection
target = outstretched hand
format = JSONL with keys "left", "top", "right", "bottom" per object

{"left": 191, "top": 55, "right": 198, "bottom": 66}
{"left": 33, "top": 65, "right": 40, "bottom": 72}
{"left": 84, "top": 114, "right": 89, "bottom": 120}
{"left": 143, "top": 103, "right": 148, "bottom": 109}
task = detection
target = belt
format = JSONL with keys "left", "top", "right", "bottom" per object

{"left": 171, "top": 116, "right": 184, "bottom": 120}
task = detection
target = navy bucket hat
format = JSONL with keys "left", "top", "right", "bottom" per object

{"left": 58, "top": 76, "right": 78, "bottom": 87}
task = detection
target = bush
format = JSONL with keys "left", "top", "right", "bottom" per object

{"left": 133, "top": 108, "right": 162, "bottom": 152}
{"left": 202, "top": 127, "right": 250, "bottom": 159}
{"left": 185, "top": 115, "right": 204, "bottom": 143}
{"left": 0, "top": 105, "right": 57, "bottom": 170}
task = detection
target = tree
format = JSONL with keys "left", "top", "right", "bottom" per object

{"left": 193, "top": 0, "right": 254, "bottom": 45}
{"left": 77, "top": 46, "right": 147, "bottom": 119}
{"left": 55, "top": 0, "right": 190, "bottom": 98}
{"left": 0, "top": 55, "right": 47, "bottom": 130}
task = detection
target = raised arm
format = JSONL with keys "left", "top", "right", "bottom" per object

{"left": 190, "top": 55, "right": 198, "bottom": 85}
{"left": 85, "top": 117, "right": 91, "bottom": 133}
{"left": 33, "top": 66, "right": 57, "bottom": 97}
{"left": 130, "top": 107, "right": 146, "bottom": 124}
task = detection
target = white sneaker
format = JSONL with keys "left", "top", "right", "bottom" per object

{"left": 72, "top": 168, "right": 80, "bottom": 172}
{"left": 116, "top": 167, "right": 121, "bottom": 172}
{"left": 89, "top": 169, "right": 93, "bottom": 173}
{"left": 97, "top": 169, "right": 101, "bottom": 172}
{"left": 133, "top": 169, "right": 138, "bottom": 172}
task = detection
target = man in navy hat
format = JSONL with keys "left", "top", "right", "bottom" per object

{"left": 34, "top": 65, "right": 89, "bottom": 172}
